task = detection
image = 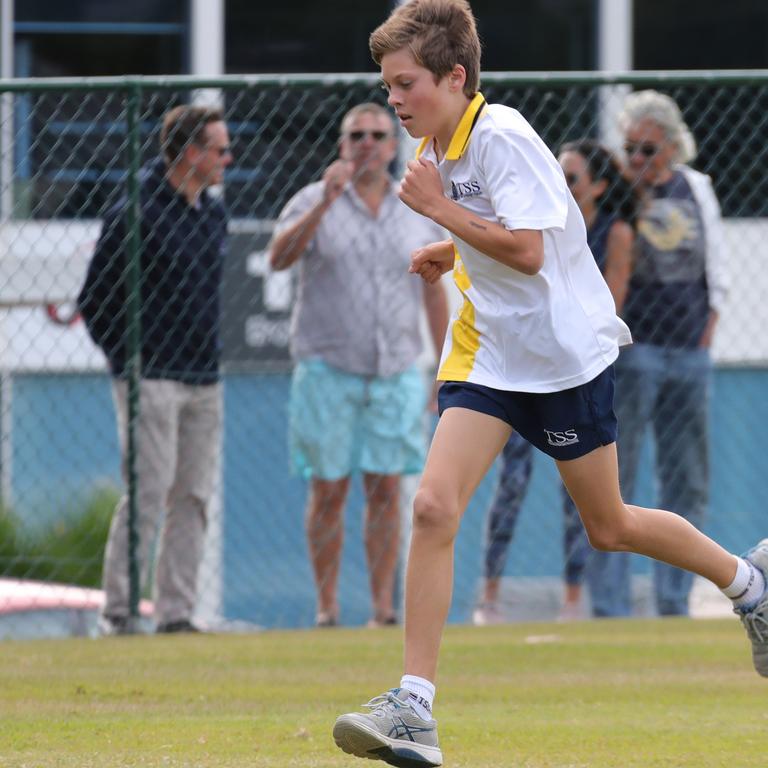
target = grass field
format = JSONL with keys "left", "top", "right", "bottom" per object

{"left": 0, "top": 618, "right": 764, "bottom": 767}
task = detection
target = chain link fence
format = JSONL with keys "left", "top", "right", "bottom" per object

{"left": 0, "top": 72, "right": 766, "bottom": 635}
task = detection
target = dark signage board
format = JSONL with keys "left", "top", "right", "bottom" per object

{"left": 220, "top": 221, "right": 294, "bottom": 370}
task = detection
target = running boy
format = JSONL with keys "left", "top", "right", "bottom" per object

{"left": 333, "top": 2, "right": 768, "bottom": 766}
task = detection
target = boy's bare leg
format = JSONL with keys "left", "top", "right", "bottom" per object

{"left": 556, "top": 443, "right": 738, "bottom": 587}
{"left": 404, "top": 408, "right": 511, "bottom": 681}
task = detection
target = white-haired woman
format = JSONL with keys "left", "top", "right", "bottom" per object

{"left": 591, "top": 90, "right": 728, "bottom": 618}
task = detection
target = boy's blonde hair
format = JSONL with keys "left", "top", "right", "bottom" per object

{"left": 369, "top": 0, "right": 481, "bottom": 98}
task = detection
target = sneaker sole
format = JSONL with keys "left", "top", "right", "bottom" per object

{"left": 333, "top": 715, "right": 443, "bottom": 768}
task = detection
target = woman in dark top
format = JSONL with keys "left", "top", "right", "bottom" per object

{"left": 559, "top": 139, "right": 636, "bottom": 312}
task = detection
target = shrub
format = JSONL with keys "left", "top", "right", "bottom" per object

{"left": 0, "top": 487, "right": 118, "bottom": 587}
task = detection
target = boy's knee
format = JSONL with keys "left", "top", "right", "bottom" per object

{"left": 586, "top": 529, "right": 620, "bottom": 552}
{"left": 583, "top": 507, "right": 636, "bottom": 552}
{"left": 412, "top": 487, "right": 460, "bottom": 540}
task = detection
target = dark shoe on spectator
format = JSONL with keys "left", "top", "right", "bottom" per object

{"left": 316, "top": 611, "right": 338, "bottom": 628}
{"left": 97, "top": 614, "right": 131, "bottom": 636}
{"left": 366, "top": 615, "right": 398, "bottom": 628}
{"left": 156, "top": 619, "right": 202, "bottom": 634}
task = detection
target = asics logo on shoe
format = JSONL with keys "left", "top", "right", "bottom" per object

{"left": 388, "top": 717, "right": 434, "bottom": 742}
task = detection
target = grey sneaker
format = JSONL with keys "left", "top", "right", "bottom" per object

{"left": 333, "top": 688, "right": 442, "bottom": 767}
{"left": 737, "top": 538, "right": 768, "bottom": 677}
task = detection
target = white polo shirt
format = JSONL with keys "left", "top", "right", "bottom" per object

{"left": 417, "top": 93, "right": 631, "bottom": 393}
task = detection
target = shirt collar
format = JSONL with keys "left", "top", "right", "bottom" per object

{"left": 415, "top": 92, "right": 487, "bottom": 161}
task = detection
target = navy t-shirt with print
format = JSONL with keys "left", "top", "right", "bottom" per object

{"left": 622, "top": 170, "right": 709, "bottom": 348}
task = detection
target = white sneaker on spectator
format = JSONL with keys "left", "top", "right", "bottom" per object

{"left": 472, "top": 602, "right": 506, "bottom": 626}
{"left": 557, "top": 602, "right": 586, "bottom": 622}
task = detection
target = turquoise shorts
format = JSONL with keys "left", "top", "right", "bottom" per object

{"left": 289, "top": 359, "right": 427, "bottom": 480}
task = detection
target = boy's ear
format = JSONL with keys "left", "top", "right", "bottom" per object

{"left": 448, "top": 64, "right": 467, "bottom": 93}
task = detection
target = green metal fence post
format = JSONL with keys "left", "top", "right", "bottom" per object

{"left": 125, "top": 79, "right": 142, "bottom": 628}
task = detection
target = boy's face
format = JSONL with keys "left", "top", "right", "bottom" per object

{"left": 380, "top": 48, "right": 449, "bottom": 139}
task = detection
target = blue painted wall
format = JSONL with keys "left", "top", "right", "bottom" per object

{"left": 8, "top": 368, "right": 768, "bottom": 627}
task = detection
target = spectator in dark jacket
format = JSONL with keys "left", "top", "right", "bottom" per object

{"left": 78, "top": 104, "right": 232, "bottom": 635}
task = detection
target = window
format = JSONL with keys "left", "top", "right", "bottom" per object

{"left": 12, "top": 1, "right": 187, "bottom": 219}
{"left": 225, "top": 0, "right": 391, "bottom": 74}
{"left": 635, "top": 0, "right": 768, "bottom": 70}
{"left": 17, "top": 0, "right": 186, "bottom": 25}
{"left": 474, "top": 0, "right": 596, "bottom": 72}
{"left": 225, "top": 0, "right": 597, "bottom": 75}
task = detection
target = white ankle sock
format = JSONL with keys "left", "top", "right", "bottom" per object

{"left": 722, "top": 557, "right": 765, "bottom": 609}
{"left": 400, "top": 674, "right": 435, "bottom": 720}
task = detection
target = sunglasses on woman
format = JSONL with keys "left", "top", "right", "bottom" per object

{"left": 624, "top": 142, "right": 660, "bottom": 158}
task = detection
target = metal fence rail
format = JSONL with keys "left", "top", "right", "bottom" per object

{"left": 0, "top": 72, "right": 766, "bottom": 635}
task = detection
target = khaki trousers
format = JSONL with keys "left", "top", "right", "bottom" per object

{"left": 101, "top": 378, "right": 222, "bottom": 625}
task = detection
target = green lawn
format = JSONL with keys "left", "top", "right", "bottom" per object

{"left": 0, "top": 618, "right": 764, "bottom": 767}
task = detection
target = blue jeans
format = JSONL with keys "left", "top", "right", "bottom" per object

{"left": 589, "top": 343, "right": 711, "bottom": 617}
{"left": 483, "top": 432, "right": 592, "bottom": 587}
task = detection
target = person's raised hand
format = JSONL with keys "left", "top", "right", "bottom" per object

{"left": 322, "top": 159, "right": 354, "bottom": 204}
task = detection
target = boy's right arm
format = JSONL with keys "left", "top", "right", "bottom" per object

{"left": 400, "top": 158, "right": 544, "bottom": 275}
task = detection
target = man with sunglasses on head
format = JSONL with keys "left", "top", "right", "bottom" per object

{"left": 269, "top": 102, "right": 449, "bottom": 629}
{"left": 78, "top": 105, "right": 232, "bottom": 635}
{"left": 591, "top": 89, "right": 728, "bottom": 618}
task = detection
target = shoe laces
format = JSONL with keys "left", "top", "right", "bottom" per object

{"left": 363, "top": 690, "right": 410, "bottom": 718}
{"left": 741, "top": 597, "right": 768, "bottom": 643}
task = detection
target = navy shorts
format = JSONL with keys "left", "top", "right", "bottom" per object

{"left": 437, "top": 366, "right": 617, "bottom": 461}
